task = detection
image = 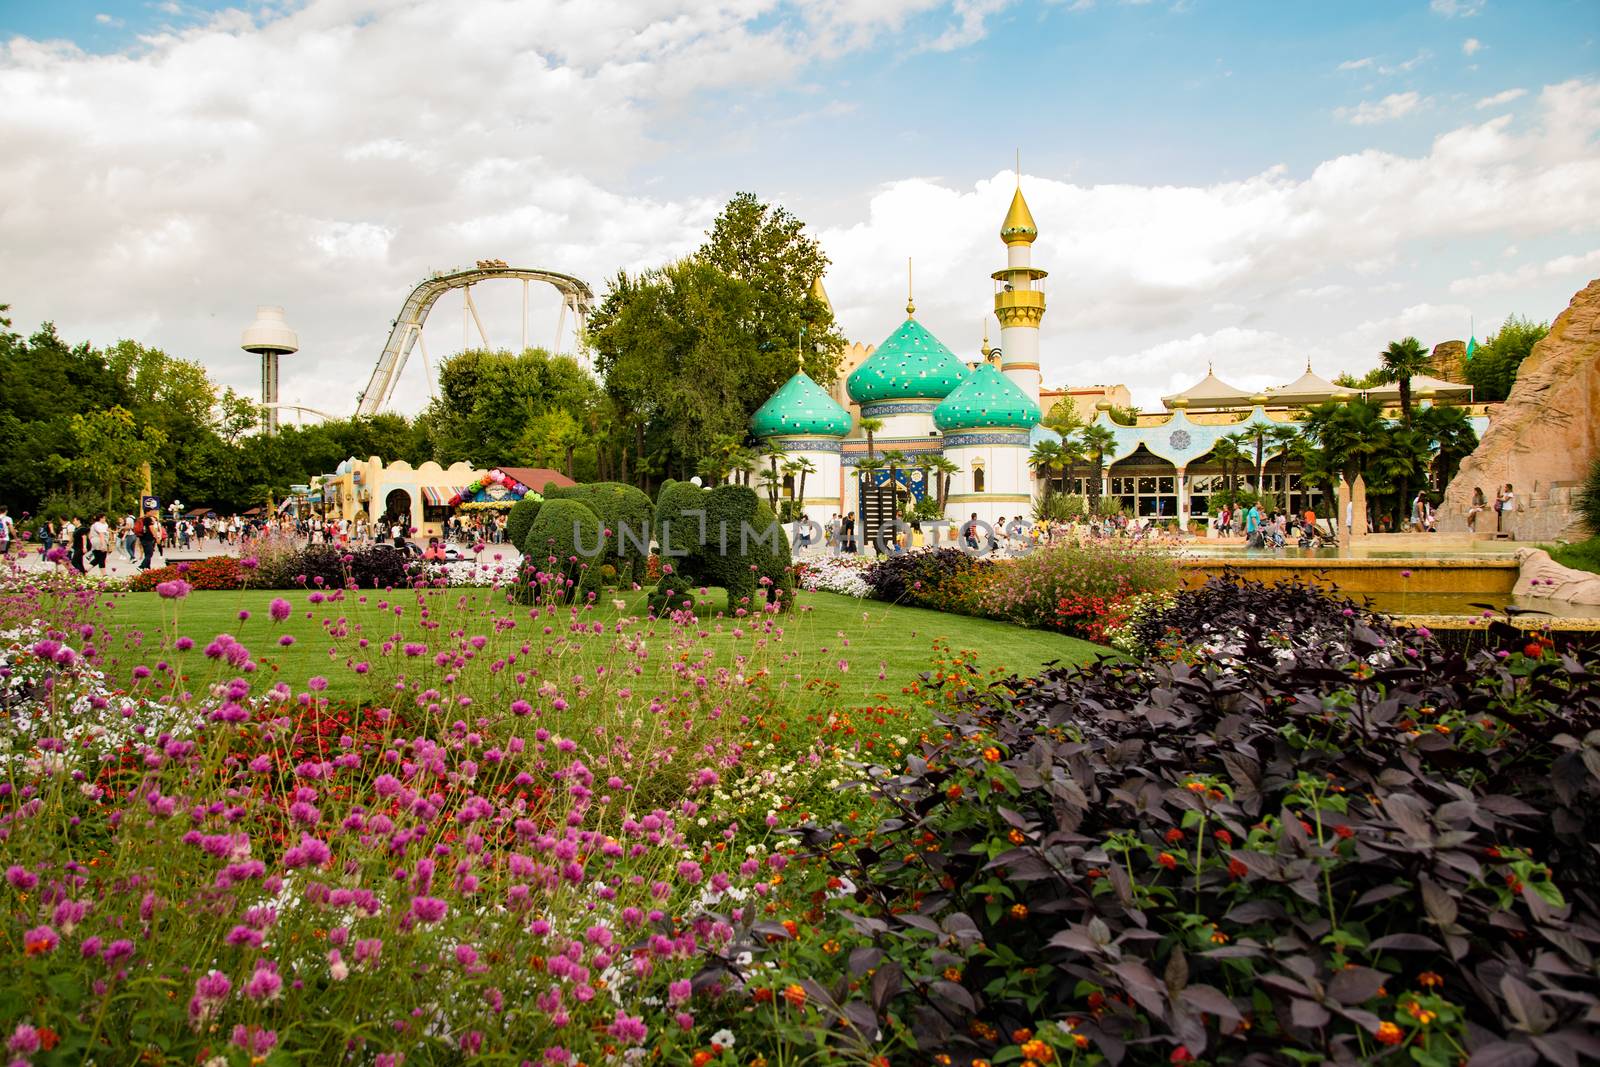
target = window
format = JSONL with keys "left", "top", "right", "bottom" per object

{"left": 973, "top": 465, "right": 986, "bottom": 493}
{"left": 782, "top": 474, "right": 795, "bottom": 499}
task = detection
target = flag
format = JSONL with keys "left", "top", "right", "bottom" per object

{"left": 1465, "top": 335, "right": 1477, "bottom": 361}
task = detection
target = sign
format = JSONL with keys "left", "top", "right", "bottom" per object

{"left": 141, "top": 495, "right": 160, "bottom": 512}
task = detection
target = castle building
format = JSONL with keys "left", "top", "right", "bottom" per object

{"left": 750, "top": 180, "right": 1047, "bottom": 534}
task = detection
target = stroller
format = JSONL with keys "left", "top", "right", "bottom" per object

{"left": 1297, "top": 522, "right": 1338, "bottom": 549}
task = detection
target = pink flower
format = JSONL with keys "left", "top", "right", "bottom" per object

{"left": 155, "top": 579, "right": 192, "bottom": 599}
{"left": 410, "top": 896, "right": 448, "bottom": 924}
{"left": 268, "top": 597, "right": 293, "bottom": 622}
{"left": 5, "top": 865, "right": 37, "bottom": 891}
{"left": 8, "top": 1023, "right": 40, "bottom": 1055}
{"left": 244, "top": 960, "right": 282, "bottom": 1001}
{"left": 606, "top": 1010, "right": 648, "bottom": 1045}
{"left": 23, "top": 925, "right": 58, "bottom": 955}
{"left": 231, "top": 1024, "right": 277, "bottom": 1055}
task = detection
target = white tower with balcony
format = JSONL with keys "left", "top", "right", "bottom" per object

{"left": 993, "top": 182, "right": 1044, "bottom": 411}
{"left": 241, "top": 305, "right": 298, "bottom": 434}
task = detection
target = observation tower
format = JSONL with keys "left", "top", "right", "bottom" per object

{"left": 241, "top": 305, "right": 299, "bottom": 434}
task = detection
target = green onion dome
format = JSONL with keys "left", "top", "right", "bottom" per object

{"left": 846, "top": 317, "right": 969, "bottom": 404}
{"left": 933, "top": 364, "right": 1041, "bottom": 431}
{"left": 750, "top": 372, "right": 852, "bottom": 438}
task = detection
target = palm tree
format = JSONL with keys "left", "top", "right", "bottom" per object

{"left": 1265, "top": 425, "right": 1299, "bottom": 512}
{"left": 787, "top": 456, "right": 817, "bottom": 513}
{"left": 1028, "top": 440, "right": 1065, "bottom": 496}
{"left": 1079, "top": 424, "right": 1116, "bottom": 513}
{"left": 1379, "top": 336, "right": 1431, "bottom": 426}
{"left": 1300, "top": 399, "right": 1387, "bottom": 497}
{"left": 858, "top": 417, "right": 883, "bottom": 462}
{"left": 1059, "top": 433, "right": 1087, "bottom": 497}
{"left": 730, "top": 447, "right": 759, "bottom": 487}
{"left": 1414, "top": 403, "right": 1478, "bottom": 489}
{"left": 1211, "top": 434, "right": 1246, "bottom": 501}
{"left": 926, "top": 454, "right": 960, "bottom": 512}
{"left": 760, "top": 440, "right": 788, "bottom": 511}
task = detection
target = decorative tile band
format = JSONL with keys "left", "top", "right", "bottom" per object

{"left": 772, "top": 438, "right": 842, "bottom": 453}
{"left": 860, "top": 401, "right": 939, "bottom": 418}
{"left": 941, "top": 432, "right": 1032, "bottom": 448}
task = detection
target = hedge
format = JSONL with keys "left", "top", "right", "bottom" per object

{"left": 520, "top": 497, "right": 606, "bottom": 603}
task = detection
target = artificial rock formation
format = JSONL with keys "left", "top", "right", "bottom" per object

{"left": 1440, "top": 278, "right": 1600, "bottom": 540}
{"left": 1513, "top": 548, "right": 1600, "bottom": 606}
{"left": 1428, "top": 340, "right": 1467, "bottom": 383}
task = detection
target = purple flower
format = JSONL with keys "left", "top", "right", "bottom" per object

{"left": 155, "top": 579, "right": 192, "bottom": 599}
{"left": 5, "top": 865, "right": 37, "bottom": 891}
{"left": 231, "top": 1024, "right": 277, "bottom": 1055}
{"left": 269, "top": 597, "right": 292, "bottom": 622}
{"left": 244, "top": 960, "right": 282, "bottom": 1001}
{"left": 8, "top": 1023, "right": 40, "bottom": 1055}
{"left": 410, "top": 896, "right": 448, "bottom": 923}
{"left": 23, "top": 924, "right": 58, "bottom": 955}
{"left": 607, "top": 1010, "right": 648, "bottom": 1045}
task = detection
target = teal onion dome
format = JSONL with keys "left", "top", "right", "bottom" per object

{"left": 750, "top": 372, "right": 852, "bottom": 438}
{"left": 846, "top": 317, "right": 969, "bottom": 404}
{"left": 933, "top": 364, "right": 1041, "bottom": 431}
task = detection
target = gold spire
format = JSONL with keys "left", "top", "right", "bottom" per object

{"left": 1000, "top": 186, "right": 1038, "bottom": 245}
{"left": 906, "top": 257, "right": 915, "bottom": 317}
{"left": 810, "top": 275, "right": 833, "bottom": 316}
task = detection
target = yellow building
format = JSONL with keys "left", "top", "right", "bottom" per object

{"left": 313, "top": 457, "right": 482, "bottom": 538}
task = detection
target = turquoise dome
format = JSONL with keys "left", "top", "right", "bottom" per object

{"left": 933, "top": 364, "right": 1041, "bottom": 431}
{"left": 750, "top": 372, "right": 852, "bottom": 438}
{"left": 847, "top": 318, "right": 969, "bottom": 404}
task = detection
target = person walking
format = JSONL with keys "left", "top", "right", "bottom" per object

{"left": 0, "top": 506, "right": 13, "bottom": 557}
{"left": 69, "top": 517, "right": 89, "bottom": 573}
{"left": 89, "top": 513, "right": 111, "bottom": 573}
{"left": 136, "top": 511, "right": 157, "bottom": 570}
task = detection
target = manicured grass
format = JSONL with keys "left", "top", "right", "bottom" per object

{"left": 1548, "top": 537, "right": 1600, "bottom": 575}
{"left": 93, "top": 586, "right": 1109, "bottom": 703}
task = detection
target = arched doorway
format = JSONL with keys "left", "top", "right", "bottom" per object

{"left": 384, "top": 488, "right": 413, "bottom": 529}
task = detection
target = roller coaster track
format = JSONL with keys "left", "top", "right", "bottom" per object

{"left": 355, "top": 265, "right": 595, "bottom": 416}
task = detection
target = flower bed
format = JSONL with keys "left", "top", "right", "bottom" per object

{"left": 748, "top": 576, "right": 1600, "bottom": 1065}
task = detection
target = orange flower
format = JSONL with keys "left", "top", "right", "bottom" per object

{"left": 692, "top": 1053, "right": 714, "bottom": 1067}
{"left": 946, "top": 784, "right": 964, "bottom": 800}
{"left": 982, "top": 747, "right": 1002, "bottom": 763}
{"left": 783, "top": 983, "right": 807, "bottom": 1009}
{"left": 1418, "top": 971, "right": 1443, "bottom": 989}
{"left": 1009, "top": 903, "right": 1029, "bottom": 920}
{"left": 1008, "top": 829, "right": 1026, "bottom": 845}
{"left": 1375, "top": 1021, "right": 1404, "bottom": 1046}
{"left": 1073, "top": 1034, "right": 1089, "bottom": 1049}
{"left": 752, "top": 987, "right": 773, "bottom": 1004}
{"left": 943, "top": 967, "right": 962, "bottom": 982}
{"left": 1012, "top": 1028, "right": 1034, "bottom": 1043}
{"left": 1157, "top": 852, "right": 1178, "bottom": 870}
{"left": 1021, "top": 1039, "right": 1054, "bottom": 1063}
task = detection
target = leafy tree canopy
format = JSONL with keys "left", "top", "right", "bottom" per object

{"left": 1465, "top": 314, "right": 1549, "bottom": 402}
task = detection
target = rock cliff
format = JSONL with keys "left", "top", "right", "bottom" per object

{"left": 1439, "top": 278, "right": 1600, "bottom": 539}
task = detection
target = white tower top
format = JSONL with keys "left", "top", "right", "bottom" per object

{"left": 241, "top": 305, "right": 299, "bottom": 355}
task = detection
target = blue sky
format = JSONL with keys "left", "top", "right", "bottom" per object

{"left": 0, "top": 0, "right": 1596, "bottom": 412}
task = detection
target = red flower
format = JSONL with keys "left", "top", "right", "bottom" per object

{"left": 1213, "top": 829, "right": 1232, "bottom": 846}
{"left": 1170, "top": 1046, "right": 1194, "bottom": 1063}
{"left": 1157, "top": 852, "right": 1178, "bottom": 870}
{"left": 1227, "top": 857, "right": 1248, "bottom": 879}
{"left": 1164, "top": 828, "right": 1184, "bottom": 843}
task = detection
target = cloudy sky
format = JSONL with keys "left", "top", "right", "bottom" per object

{"left": 2, "top": 0, "right": 1597, "bottom": 414}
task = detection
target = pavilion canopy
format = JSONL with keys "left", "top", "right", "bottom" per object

{"left": 1265, "top": 364, "right": 1343, "bottom": 405}
{"left": 500, "top": 468, "right": 577, "bottom": 493}
{"left": 1160, "top": 367, "right": 1255, "bottom": 410}
{"left": 1364, "top": 374, "right": 1473, "bottom": 403}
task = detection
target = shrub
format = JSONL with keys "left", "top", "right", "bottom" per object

{"left": 545, "top": 482, "right": 654, "bottom": 585}
{"left": 128, "top": 555, "right": 247, "bottom": 592}
{"left": 653, "top": 482, "right": 795, "bottom": 614}
{"left": 645, "top": 572, "right": 697, "bottom": 617}
{"left": 287, "top": 545, "right": 414, "bottom": 590}
{"left": 756, "top": 577, "right": 1600, "bottom": 1066}
{"left": 521, "top": 497, "right": 606, "bottom": 603}
{"left": 504, "top": 496, "right": 544, "bottom": 549}
{"left": 797, "top": 556, "right": 872, "bottom": 598}
{"left": 979, "top": 537, "right": 1179, "bottom": 637}
{"left": 1576, "top": 455, "right": 1600, "bottom": 537}
{"left": 863, "top": 548, "right": 994, "bottom": 615}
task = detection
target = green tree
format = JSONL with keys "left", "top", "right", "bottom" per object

{"left": 1414, "top": 403, "right": 1478, "bottom": 489}
{"left": 1464, "top": 314, "right": 1549, "bottom": 401}
{"left": 1079, "top": 424, "right": 1117, "bottom": 514}
{"left": 68, "top": 406, "right": 167, "bottom": 510}
{"left": 926, "top": 454, "right": 959, "bottom": 513}
{"left": 428, "top": 347, "right": 600, "bottom": 467}
{"left": 1042, "top": 400, "right": 1085, "bottom": 437}
{"left": 700, "top": 191, "right": 846, "bottom": 387}
{"left": 1028, "top": 440, "right": 1065, "bottom": 496}
{"left": 1378, "top": 336, "right": 1430, "bottom": 425}
{"left": 759, "top": 440, "right": 789, "bottom": 511}
{"left": 858, "top": 416, "right": 883, "bottom": 462}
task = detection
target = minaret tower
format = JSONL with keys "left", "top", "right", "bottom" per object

{"left": 993, "top": 172, "right": 1045, "bottom": 411}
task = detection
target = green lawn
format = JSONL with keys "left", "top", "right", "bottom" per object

{"left": 1547, "top": 537, "right": 1600, "bottom": 576}
{"left": 93, "top": 586, "right": 1108, "bottom": 703}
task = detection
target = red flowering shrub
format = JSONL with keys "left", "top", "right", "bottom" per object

{"left": 1053, "top": 591, "right": 1133, "bottom": 643}
{"left": 128, "top": 554, "right": 247, "bottom": 591}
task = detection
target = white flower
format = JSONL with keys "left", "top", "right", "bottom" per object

{"left": 711, "top": 1029, "right": 736, "bottom": 1049}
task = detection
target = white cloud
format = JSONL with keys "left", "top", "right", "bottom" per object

{"left": 1430, "top": 0, "right": 1484, "bottom": 17}
{"left": 1476, "top": 87, "right": 1526, "bottom": 109}
{"left": 1462, "top": 37, "right": 1482, "bottom": 56}
{"left": 93, "top": 13, "right": 124, "bottom": 27}
{"left": 1337, "top": 56, "right": 1373, "bottom": 71}
{"left": 1448, "top": 248, "right": 1600, "bottom": 296}
{"left": 1336, "top": 91, "right": 1426, "bottom": 125}
{"left": 0, "top": 3, "right": 1596, "bottom": 414}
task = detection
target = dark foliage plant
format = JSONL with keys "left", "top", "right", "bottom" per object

{"left": 706, "top": 576, "right": 1600, "bottom": 1066}
{"left": 1576, "top": 456, "right": 1600, "bottom": 538}
{"left": 285, "top": 545, "right": 414, "bottom": 590}
{"left": 863, "top": 548, "right": 994, "bottom": 612}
